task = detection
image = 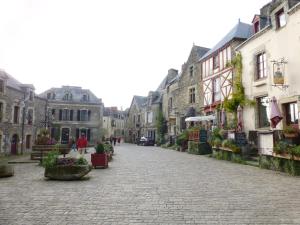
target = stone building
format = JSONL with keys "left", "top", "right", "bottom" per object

{"left": 142, "top": 91, "right": 162, "bottom": 141}
{"left": 125, "top": 95, "right": 147, "bottom": 143}
{"left": 237, "top": 0, "right": 300, "bottom": 134}
{"left": 0, "top": 70, "right": 36, "bottom": 155}
{"left": 159, "top": 45, "right": 209, "bottom": 138}
{"left": 200, "top": 21, "right": 253, "bottom": 126}
{"left": 103, "top": 107, "right": 126, "bottom": 139}
{"left": 38, "top": 86, "right": 104, "bottom": 145}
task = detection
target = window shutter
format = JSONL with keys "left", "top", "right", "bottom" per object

{"left": 87, "top": 129, "right": 91, "bottom": 142}
{"left": 59, "top": 109, "right": 62, "bottom": 121}
{"left": 70, "top": 110, "right": 73, "bottom": 121}
{"left": 88, "top": 110, "right": 91, "bottom": 121}
{"left": 76, "top": 128, "right": 80, "bottom": 140}
{"left": 77, "top": 110, "right": 80, "bottom": 121}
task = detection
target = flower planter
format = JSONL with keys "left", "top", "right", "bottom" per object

{"left": 0, "top": 164, "right": 14, "bottom": 178}
{"left": 44, "top": 164, "right": 92, "bottom": 180}
{"left": 91, "top": 153, "right": 108, "bottom": 168}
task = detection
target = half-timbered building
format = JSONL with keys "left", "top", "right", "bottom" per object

{"left": 200, "top": 21, "right": 253, "bottom": 124}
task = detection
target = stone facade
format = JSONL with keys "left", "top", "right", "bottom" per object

{"left": 0, "top": 70, "right": 36, "bottom": 155}
{"left": 238, "top": 0, "right": 300, "bottom": 134}
{"left": 38, "top": 86, "right": 104, "bottom": 145}
{"left": 160, "top": 46, "right": 209, "bottom": 139}
{"left": 125, "top": 96, "right": 147, "bottom": 143}
{"left": 103, "top": 107, "right": 126, "bottom": 139}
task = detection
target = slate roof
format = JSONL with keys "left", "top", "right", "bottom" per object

{"left": 194, "top": 45, "right": 210, "bottom": 61}
{"left": 156, "top": 69, "right": 179, "bottom": 91}
{"left": 200, "top": 21, "right": 253, "bottom": 61}
{"left": 39, "top": 86, "right": 102, "bottom": 104}
{"left": 0, "top": 69, "right": 34, "bottom": 91}
{"left": 133, "top": 95, "right": 147, "bottom": 108}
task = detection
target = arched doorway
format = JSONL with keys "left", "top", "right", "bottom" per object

{"left": 11, "top": 134, "right": 18, "bottom": 155}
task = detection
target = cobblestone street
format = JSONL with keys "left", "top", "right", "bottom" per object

{"left": 1, "top": 143, "right": 300, "bottom": 225}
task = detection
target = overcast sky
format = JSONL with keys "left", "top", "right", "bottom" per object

{"left": 0, "top": 0, "right": 271, "bottom": 109}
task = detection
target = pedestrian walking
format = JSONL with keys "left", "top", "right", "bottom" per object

{"left": 117, "top": 137, "right": 121, "bottom": 145}
{"left": 113, "top": 137, "right": 117, "bottom": 146}
{"left": 110, "top": 136, "right": 113, "bottom": 145}
{"left": 77, "top": 133, "right": 88, "bottom": 154}
{"left": 69, "top": 137, "right": 76, "bottom": 152}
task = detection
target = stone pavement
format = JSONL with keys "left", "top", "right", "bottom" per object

{"left": 0, "top": 143, "right": 300, "bottom": 225}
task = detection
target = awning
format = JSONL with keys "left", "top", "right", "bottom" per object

{"left": 185, "top": 114, "right": 216, "bottom": 122}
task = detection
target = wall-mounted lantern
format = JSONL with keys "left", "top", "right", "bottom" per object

{"left": 271, "top": 58, "right": 288, "bottom": 90}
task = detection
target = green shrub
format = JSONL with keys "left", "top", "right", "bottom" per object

{"left": 274, "top": 141, "right": 289, "bottom": 154}
{"left": 95, "top": 143, "right": 105, "bottom": 154}
{"left": 291, "top": 145, "right": 300, "bottom": 157}
{"left": 176, "top": 131, "right": 188, "bottom": 146}
{"left": 213, "top": 138, "right": 222, "bottom": 147}
{"left": 259, "top": 155, "right": 271, "bottom": 169}
{"left": 76, "top": 157, "right": 88, "bottom": 165}
{"left": 42, "top": 150, "right": 60, "bottom": 169}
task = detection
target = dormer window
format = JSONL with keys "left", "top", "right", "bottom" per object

{"left": 63, "top": 92, "right": 72, "bottom": 101}
{"left": 254, "top": 21, "right": 260, "bottom": 33}
{"left": 276, "top": 8, "right": 286, "bottom": 29}
{"left": 0, "top": 79, "right": 4, "bottom": 93}
{"left": 82, "top": 94, "right": 89, "bottom": 101}
{"left": 47, "top": 93, "right": 51, "bottom": 99}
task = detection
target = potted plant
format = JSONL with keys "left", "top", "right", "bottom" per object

{"left": 283, "top": 125, "right": 299, "bottom": 138}
{"left": 91, "top": 142, "right": 108, "bottom": 168}
{"left": 43, "top": 150, "right": 91, "bottom": 180}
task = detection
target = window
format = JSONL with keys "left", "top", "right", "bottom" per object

{"left": 213, "top": 54, "right": 219, "bottom": 69}
{"left": 256, "top": 52, "right": 267, "bottom": 79}
{"left": 47, "top": 93, "right": 51, "bottom": 99}
{"left": 168, "top": 97, "right": 173, "bottom": 111}
{"left": 0, "top": 102, "right": 3, "bottom": 122}
{"left": 62, "top": 109, "right": 69, "bottom": 121}
{"left": 276, "top": 8, "right": 286, "bottom": 29}
{"left": 27, "top": 109, "right": 33, "bottom": 125}
{"left": 29, "top": 91, "right": 34, "bottom": 101}
{"left": 26, "top": 135, "right": 31, "bottom": 149}
{"left": 285, "top": 102, "right": 298, "bottom": 125}
{"left": 51, "top": 109, "right": 56, "bottom": 120}
{"left": 63, "top": 92, "right": 72, "bottom": 101}
{"left": 254, "top": 21, "right": 260, "bottom": 33}
{"left": 189, "top": 88, "right": 195, "bottom": 104}
{"left": 13, "top": 106, "right": 19, "bottom": 124}
{"left": 79, "top": 110, "right": 89, "bottom": 121}
{"left": 147, "top": 112, "right": 153, "bottom": 123}
{"left": 189, "top": 65, "right": 194, "bottom": 76}
{"left": 82, "top": 94, "right": 89, "bottom": 101}
{"left": 0, "top": 79, "right": 4, "bottom": 93}
{"left": 137, "top": 115, "right": 141, "bottom": 123}
{"left": 213, "top": 77, "right": 221, "bottom": 102}
{"left": 257, "top": 96, "right": 270, "bottom": 128}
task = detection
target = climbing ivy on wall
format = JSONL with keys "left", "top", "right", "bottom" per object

{"left": 223, "top": 53, "right": 255, "bottom": 117}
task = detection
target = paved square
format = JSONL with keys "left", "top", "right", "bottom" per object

{"left": 1, "top": 144, "right": 300, "bottom": 224}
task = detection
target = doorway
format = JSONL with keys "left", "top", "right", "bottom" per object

{"left": 11, "top": 134, "right": 18, "bottom": 154}
{"left": 61, "top": 128, "right": 70, "bottom": 144}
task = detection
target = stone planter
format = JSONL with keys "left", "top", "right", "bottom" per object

{"left": 44, "top": 164, "right": 92, "bottom": 180}
{"left": 0, "top": 164, "right": 14, "bottom": 178}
